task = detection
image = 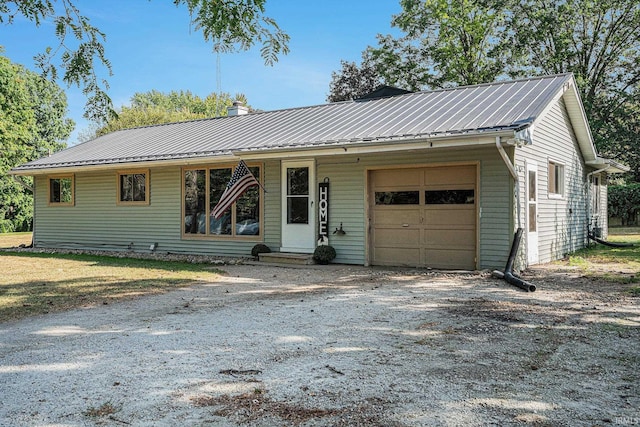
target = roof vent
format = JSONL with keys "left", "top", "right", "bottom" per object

{"left": 227, "top": 100, "right": 249, "bottom": 116}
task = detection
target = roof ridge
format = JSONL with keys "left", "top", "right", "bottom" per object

{"left": 404, "top": 73, "right": 573, "bottom": 98}
{"left": 103, "top": 74, "right": 574, "bottom": 135}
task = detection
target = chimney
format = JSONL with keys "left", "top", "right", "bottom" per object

{"left": 227, "top": 100, "right": 249, "bottom": 116}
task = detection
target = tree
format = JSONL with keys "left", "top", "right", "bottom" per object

{"left": 0, "top": 0, "right": 288, "bottom": 123}
{"left": 0, "top": 53, "right": 73, "bottom": 232}
{"left": 367, "top": 0, "right": 509, "bottom": 91}
{"left": 327, "top": 54, "right": 383, "bottom": 102}
{"left": 331, "top": 0, "right": 640, "bottom": 181}
{"left": 505, "top": 0, "right": 640, "bottom": 182}
{"left": 94, "top": 90, "right": 248, "bottom": 137}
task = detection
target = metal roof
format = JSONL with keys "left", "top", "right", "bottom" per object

{"left": 13, "top": 74, "right": 579, "bottom": 173}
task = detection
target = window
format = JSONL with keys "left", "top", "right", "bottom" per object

{"left": 183, "top": 164, "right": 261, "bottom": 238}
{"left": 375, "top": 191, "right": 419, "bottom": 205}
{"left": 286, "top": 167, "right": 310, "bottom": 223}
{"left": 48, "top": 175, "right": 74, "bottom": 206}
{"left": 425, "top": 189, "right": 474, "bottom": 204}
{"left": 548, "top": 161, "right": 565, "bottom": 197}
{"left": 117, "top": 170, "right": 149, "bottom": 204}
{"left": 591, "top": 175, "right": 601, "bottom": 215}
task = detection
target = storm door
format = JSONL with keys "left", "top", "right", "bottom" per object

{"left": 281, "top": 160, "right": 316, "bottom": 253}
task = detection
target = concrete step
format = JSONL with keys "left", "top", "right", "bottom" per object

{"left": 258, "top": 252, "right": 315, "bottom": 265}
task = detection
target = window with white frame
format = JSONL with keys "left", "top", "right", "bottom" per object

{"left": 548, "top": 161, "right": 565, "bottom": 197}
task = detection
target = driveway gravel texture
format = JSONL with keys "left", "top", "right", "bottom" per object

{"left": 0, "top": 262, "right": 638, "bottom": 426}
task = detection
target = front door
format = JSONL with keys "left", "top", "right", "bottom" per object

{"left": 281, "top": 160, "right": 316, "bottom": 253}
{"left": 527, "top": 161, "right": 539, "bottom": 264}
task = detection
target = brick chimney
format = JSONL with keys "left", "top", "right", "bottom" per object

{"left": 227, "top": 100, "right": 249, "bottom": 116}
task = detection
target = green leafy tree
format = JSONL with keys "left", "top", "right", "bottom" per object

{"left": 331, "top": 0, "right": 640, "bottom": 181}
{"left": 367, "top": 0, "right": 509, "bottom": 91}
{"left": 0, "top": 54, "right": 73, "bottom": 232}
{"left": 505, "top": 0, "right": 640, "bottom": 182}
{"left": 0, "top": 0, "right": 288, "bottom": 123}
{"left": 608, "top": 183, "right": 640, "bottom": 225}
{"left": 327, "top": 54, "right": 383, "bottom": 102}
{"left": 94, "top": 90, "right": 248, "bottom": 137}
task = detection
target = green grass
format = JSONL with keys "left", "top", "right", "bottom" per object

{"left": 566, "top": 233, "right": 640, "bottom": 285}
{"left": 0, "top": 250, "right": 223, "bottom": 323}
{"left": 570, "top": 234, "right": 640, "bottom": 264}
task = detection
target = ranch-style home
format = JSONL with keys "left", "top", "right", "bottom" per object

{"left": 11, "top": 73, "right": 627, "bottom": 270}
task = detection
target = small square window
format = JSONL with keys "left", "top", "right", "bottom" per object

{"left": 117, "top": 170, "right": 149, "bottom": 204}
{"left": 548, "top": 161, "right": 564, "bottom": 197}
{"left": 48, "top": 175, "right": 74, "bottom": 206}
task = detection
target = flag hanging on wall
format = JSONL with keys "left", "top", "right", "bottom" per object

{"left": 211, "top": 160, "right": 260, "bottom": 219}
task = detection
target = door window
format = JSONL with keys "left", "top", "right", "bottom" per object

{"left": 286, "top": 167, "right": 309, "bottom": 224}
{"left": 528, "top": 169, "right": 537, "bottom": 232}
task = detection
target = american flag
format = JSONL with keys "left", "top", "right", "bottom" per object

{"left": 211, "top": 160, "right": 260, "bottom": 219}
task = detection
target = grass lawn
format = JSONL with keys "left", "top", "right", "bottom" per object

{"left": 566, "top": 231, "right": 640, "bottom": 288}
{"left": 0, "top": 233, "right": 223, "bottom": 322}
{"left": 0, "top": 232, "right": 32, "bottom": 249}
{"left": 1, "top": 229, "right": 638, "bottom": 322}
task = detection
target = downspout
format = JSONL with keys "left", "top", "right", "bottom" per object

{"left": 494, "top": 136, "right": 536, "bottom": 292}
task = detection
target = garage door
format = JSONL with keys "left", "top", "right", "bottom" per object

{"left": 369, "top": 165, "right": 477, "bottom": 269}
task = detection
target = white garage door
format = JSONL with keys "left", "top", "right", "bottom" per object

{"left": 369, "top": 165, "right": 477, "bottom": 269}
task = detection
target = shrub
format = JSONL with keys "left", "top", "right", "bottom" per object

{"left": 313, "top": 245, "right": 336, "bottom": 264}
{"left": 251, "top": 243, "right": 271, "bottom": 258}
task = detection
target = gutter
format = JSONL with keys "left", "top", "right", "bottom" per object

{"left": 10, "top": 128, "right": 520, "bottom": 176}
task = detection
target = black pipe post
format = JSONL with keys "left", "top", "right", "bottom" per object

{"left": 499, "top": 228, "right": 537, "bottom": 292}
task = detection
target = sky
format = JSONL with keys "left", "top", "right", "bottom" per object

{"left": 0, "top": 0, "right": 402, "bottom": 144}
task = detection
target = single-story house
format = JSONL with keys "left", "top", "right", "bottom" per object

{"left": 11, "top": 73, "right": 628, "bottom": 270}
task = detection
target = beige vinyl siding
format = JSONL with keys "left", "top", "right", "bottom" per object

{"left": 516, "top": 98, "right": 589, "bottom": 264}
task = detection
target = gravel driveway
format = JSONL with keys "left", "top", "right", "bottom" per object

{"left": 0, "top": 263, "right": 638, "bottom": 426}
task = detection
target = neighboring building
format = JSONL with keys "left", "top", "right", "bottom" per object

{"left": 11, "top": 74, "right": 627, "bottom": 270}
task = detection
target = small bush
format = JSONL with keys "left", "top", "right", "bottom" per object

{"left": 251, "top": 243, "right": 271, "bottom": 258}
{"left": 313, "top": 245, "right": 336, "bottom": 264}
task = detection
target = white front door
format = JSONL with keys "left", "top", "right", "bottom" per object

{"left": 281, "top": 160, "right": 316, "bottom": 253}
{"left": 526, "top": 161, "right": 539, "bottom": 264}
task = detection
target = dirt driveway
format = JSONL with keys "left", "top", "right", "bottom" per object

{"left": 0, "top": 263, "right": 638, "bottom": 426}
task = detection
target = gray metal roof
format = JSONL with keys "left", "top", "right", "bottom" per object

{"left": 13, "top": 73, "right": 576, "bottom": 172}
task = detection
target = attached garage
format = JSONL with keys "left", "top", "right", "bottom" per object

{"left": 369, "top": 164, "right": 478, "bottom": 269}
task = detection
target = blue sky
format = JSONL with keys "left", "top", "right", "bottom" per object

{"left": 1, "top": 0, "right": 402, "bottom": 143}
